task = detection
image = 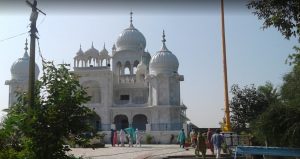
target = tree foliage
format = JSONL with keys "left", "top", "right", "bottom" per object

{"left": 244, "top": 0, "right": 300, "bottom": 148}
{"left": 247, "top": 0, "right": 300, "bottom": 41}
{"left": 229, "top": 84, "right": 268, "bottom": 133}
{"left": 252, "top": 103, "right": 300, "bottom": 147}
{"left": 249, "top": 55, "right": 300, "bottom": 147}
{"left": 282, "top": 48, "right": 300, "bottom": 106}
{"left": 254, "top": 56, "right": 300, "bottom": 147}
{"left": 0, "top": 61, "right": 92, "bottom": 159}
{"left": 257, "top": 81, "right": 279, "bottom": 105}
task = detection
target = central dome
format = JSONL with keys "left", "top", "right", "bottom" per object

{"left": 116, "top": 12, "right": 146, "bottom": 51}
{"left": 116, "top": 24, "right": 146, "bottom": 51}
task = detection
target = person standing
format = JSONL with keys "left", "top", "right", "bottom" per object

{"left": 207, "top": 128, "right": 214, "bottom": 154}
{"left": 119, "top": 129, "right": 126, "bottom": 147}
{"left": 211, "top": 129, "right": 224, "bottom": 159}
{"left": 195, "top": 132, "right": 207, "bottom": 159}
{"left": 135, "top": 128, "right": 142, "bottom": 147}
{"left": 125, "top": 127, "right": 135, "bottom": 147}
{"left": 128, "top": 134, "right": 133, "bottom": 147}
{"left": 190, "top": 128, "right": 197, "bottom": 147}
{"left": 110, "top": 129, "right": 114, "bottom": 147}
{"left": 113, "top": 129, "right": 118, "bottom": 147}
{"left": 177, "top": 129, "right": 186, "bottom": 148}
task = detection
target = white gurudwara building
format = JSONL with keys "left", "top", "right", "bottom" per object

{"left": 6, "top": 13, "right": 188, "bottom": 143}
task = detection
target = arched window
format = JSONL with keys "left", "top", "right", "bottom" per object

{"left": 124, "top": 67, "right": 130, "bottom": 75}
{"left": 124, "top": 61, "right": 131, "bottom": 75}
{"left": 116, "top": 61, "right": 122, "bottom": 75}
{"left": 102, "top": 59, "right": 107, "bottom": 66}
{"left": 133, "top": 60, "right": 139, "bottom": 74}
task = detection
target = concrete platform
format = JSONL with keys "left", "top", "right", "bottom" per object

{"left": 68, "top": 144, "right": 226, "bottom": 159}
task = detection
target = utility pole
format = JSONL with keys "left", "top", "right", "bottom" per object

{"left": 221, "top": 0, "right": 231, "bottom": 132}
{"left": 26, "top": 0, "right": 45, "bottom": 109}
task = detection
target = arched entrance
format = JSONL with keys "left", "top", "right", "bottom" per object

{"left": 114, "top": 115, "right": 129, "bottom": 130}
{"left": 132, "top": 114, "right": 147, "bottom": 130}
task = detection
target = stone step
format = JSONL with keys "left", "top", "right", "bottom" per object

{"left": 162, "top": 154, "right": 232, "bottom": 159}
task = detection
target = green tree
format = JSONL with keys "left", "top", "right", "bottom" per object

{"left": 282, "top": 49, "right": 300, "bottom": 106}
{"left": 257, "top": 81, "right": 279, "bottom": 105}
{"left": 247, "top": 0, "right": 300, "bottom": 147}
{"left": 247, "top": 0, "right": 300, "bottom": 41}
{"left": 0, "top": 61, "right": 92, "bottom": 159}
{"left": 229, "top": 84, "right": 268, "bottom": 133}
{"left": 252, "top": 102, "right": 300, "bottom": 147}
{"left": 251, "top": 52, "right": 300, "bottom": 147}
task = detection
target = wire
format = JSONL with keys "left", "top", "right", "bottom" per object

{"left": 0, "top": 13, "right": 46, "bottom": 43}
{"left": 37, "top": 14, "right": 46, "bottom": 27}
{"left": 0, "top": 32, "right": 28, "bottom": 43}
{"left": 37, "top": 38, "right": 45, "bottom": 62}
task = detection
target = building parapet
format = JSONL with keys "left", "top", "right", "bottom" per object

{"left": 74, "top": 66, "right": 110, "bottom": 71}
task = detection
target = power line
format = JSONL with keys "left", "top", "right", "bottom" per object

{"left": 0, "top": 13, "right": 46, "bottom": 43}
{"left": 37, "top": 38, "right": 45, "bottom": 62}
{"left": 0, "top": 32, "right": 28, "bottom": 43}
{"left": 37, "top": 14, "right": 46, "bottom": 27}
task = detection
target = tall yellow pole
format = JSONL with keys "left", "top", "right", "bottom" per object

{"left": 221, "top": 0, "right": 231, "bottom": 132}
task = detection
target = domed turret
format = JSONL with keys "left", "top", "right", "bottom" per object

{"left": 76, "top": 44, "right": 84, "bottom": 56}
{"left": 116, "top": 12, "right": 146, "bottom": 51}
{"left": 149, "top": 30, "right": 179, "bottom": 76}
{"left": 74, "top": 44, "right": 84, "bottom": 60}
{"left": 85, "top": 42, "right": 99, "bottom": 58}
{"left": 100, "top": 43, "right": 109, "bottom": 56}
{"left": 11, "top": 39, "right": 39, "bottom": 80}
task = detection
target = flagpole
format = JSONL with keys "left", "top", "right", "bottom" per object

{"left": 221, "top": 0, "right": 231, "bottom": 132}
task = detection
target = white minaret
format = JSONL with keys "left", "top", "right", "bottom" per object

{"left": 5, "top": 39, "right": 40, "bottom": 107}
{"left": 148, "top": 30, "right": 184, "bottom": 106}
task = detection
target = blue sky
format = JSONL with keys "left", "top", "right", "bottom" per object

{"left": 0, "top": 1, "right": 298, "bottom": 127}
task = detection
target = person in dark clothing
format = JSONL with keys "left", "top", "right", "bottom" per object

{"left": 211, "top": 129, "right": 224, "bottom": 159}
{"left": 110, "top": 129, "right": 114, "bottom": 146}
{"left": 207, "top": 128, "right": 214, "bottom": 154}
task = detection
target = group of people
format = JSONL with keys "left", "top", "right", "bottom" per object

{"left": 178, "top": 128, "right": 224, "bottom": 159}
{"left": 110, "top": 128, "right": 143, "bottom": 147}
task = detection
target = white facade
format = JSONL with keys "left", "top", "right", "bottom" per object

{"left": 73, "top": 14, "right": 188, "bottom": 143}
{"left": 7, "top": 13, "right": 188, "bottom": 143}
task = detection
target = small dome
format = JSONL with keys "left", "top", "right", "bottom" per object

{"left": 76, "top": 45, "right": 84, "bottom": 56}
{"left": 149, "top": 31, "right": 179, "bottom": 76}
{"left": 11, "top": 39, "right": 39, "bottom": 80}
{"left": 85, "top": 43, "right": 99, "bottom": 58}
{"left": 74, "top": 45, "right": 84, "bottom": 60}
{"left": 100, "top": 44, "right": 109, "bottom": 56}
{"left": 112, "top": 44, "right": 116, "bottom": 50}
{"left": 116, "top": 12, "right": 146, "bottom": 51}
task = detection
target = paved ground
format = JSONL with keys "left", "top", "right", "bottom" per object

{"left": 68, "top": 144, "right": 216, "bottom": 159}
